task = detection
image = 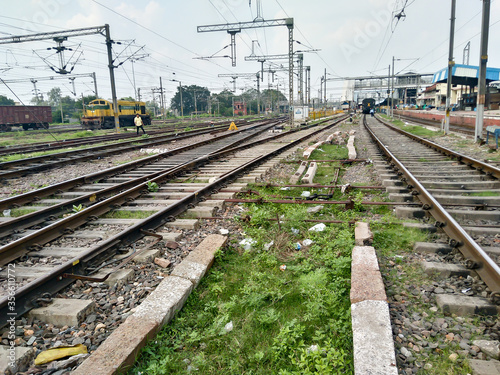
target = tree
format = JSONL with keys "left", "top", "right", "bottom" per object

{"left": 119, "top": 96, "right": 135, "bottom": 101}
{"left": 0, "top": 95, "right": 15, "bottom": 105}
{"left": 210, "top": 90, "right": 234, "bottom": 116}
{"left": 47, "top": 87, "right": 63, "bottom": 107}
{"left": 170, "top": 85, "right": 211, "bottom": 116}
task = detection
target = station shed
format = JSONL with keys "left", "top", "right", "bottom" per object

{"left": 431, "top": 64, "right": 500, "bottom": 110}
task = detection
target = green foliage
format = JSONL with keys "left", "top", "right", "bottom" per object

{"left": 102, "top": 210, "right": 155, "bottom": 219}
{"left": 0, "top": 95, "right": 15, "bottom": 105}
{"left": 147, "top": 181, "right": 159, "bottom": 192}
{"left": 72, "top": 204, "right": 84, "bottom": 213}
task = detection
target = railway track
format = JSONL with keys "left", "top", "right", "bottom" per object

{"left": 0, "top": 119, "right": 245, "bottom": 157}
{"left": 365, "top": 115, "right": 500, "bottom": 300}
{"left": 0, "top": 114, "right": 347, "bottom": 328}
{"left": 0, "top": 120, "right": 269, "bottom": 181}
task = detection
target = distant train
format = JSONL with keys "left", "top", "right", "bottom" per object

{"left": 361, "top": 98, "right": 376, "bottom": 114}
{"left": 0, "top": 105, "right": 51, "bottom": 132}
{"left": 81, "top": 99, "right": 151, "bottom": 130}
{"left": 341, "top": 101, "right": 350, "bottom": 111}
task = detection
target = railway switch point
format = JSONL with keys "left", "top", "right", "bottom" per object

{"left": 28, "top": 298, "right": 95, "bottom": 327}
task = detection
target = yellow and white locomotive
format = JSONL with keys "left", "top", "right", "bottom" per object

{"left": 81, "top": 99, "right": 151, "bottom": 130}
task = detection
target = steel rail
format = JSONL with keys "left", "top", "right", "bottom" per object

{"left": 0, "top": 123, "right": 241, "bottom": 179}
{"left": 0, "top": 122, "right": 273, "bottom": 211}
{"left": 364, "top": 115, "right": 500, "bottom": 296}
{"left": 0, "top": 121, "right": 233, "bottom": 156}
{"left": 0, "top": 123, "right": 278, "bottom": 264}
{"left": 0, "top": 116, "right": 335, "bottom": 235}
{"left": 0, "top": 114, "right": 348, "bottom": 327}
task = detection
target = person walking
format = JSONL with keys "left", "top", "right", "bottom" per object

{"left": 134, "top": 114, "right": 146, "bottom": 135}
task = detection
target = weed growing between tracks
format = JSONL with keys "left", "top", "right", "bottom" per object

{"left": 130, "top": 203, "right": 357, "bottom": 373}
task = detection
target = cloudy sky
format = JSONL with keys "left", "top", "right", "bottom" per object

{"left": 1, "top": 0, "right": 499, "bottom": 105}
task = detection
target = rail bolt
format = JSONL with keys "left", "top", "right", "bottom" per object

{"left": 422, "top": 204, "right": 432, "bottom": 210}
{"left": 465, "top": 259, "right": 481, "bottom": 269}
{"left": 448, "top": 238, "right": 462, "bottom": 248}
{"left": 434, "top": 221, "right": 445, "bottom": 228}
{"left": 491, "top": 292, "right": 500, "bottom": 305}
{"left": 406, "top": 184, "right": 414, "bottom": 190}
{"left": 411, "top": 190, "right": 420, "bottom": 196}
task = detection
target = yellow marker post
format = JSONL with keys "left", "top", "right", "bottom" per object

{"left": 228, "top": 122, "right": 238, "bottom": 131}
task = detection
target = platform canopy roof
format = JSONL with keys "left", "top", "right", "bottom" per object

{"left": 432, "top": 64, "right": 500, "bottom": 86}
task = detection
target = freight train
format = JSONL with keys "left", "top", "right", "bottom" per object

{"left": 361, "top": 98, "right": 376, "bottom": 114}
{"left": 81, "top": 99, "right": 151, "bottom": 130}
{"left": 0, "top": 105, "right": 52, "bottom": 132}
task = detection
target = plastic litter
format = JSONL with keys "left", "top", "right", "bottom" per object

{"left": 279, "top": 264, "right": 287, "bottom": 271}
{"left": 264, "top": 241, "right": 274, "bottom": 250}
{"left": 302, "top": 239, "right": 313, "bottom": 246}
{"left": 309, "top": 223, "right": 326, "bottom": 232}
{"left": 219, "top": 228, "right": 229, "bottom": 235}
{"left": 280, "top": 187, "right": 291, "bottom": 191}
{"left": 291, "top": 228, "right": 300, "bottom": 235}
{"left": 300, "top": 191, "right": 311, "bottom": 198}
{"left": 307, "top": 344, "right": 319, "bottom": 353}
{"left": 2, "top": 210, "right": 10, "bottom": 217}
{"left": 239, "top": 238, "right": 256, "bottom": 250}
{"left": 295, "top": 243, "right": 301, "bottom": 250}
{"left": 224, "top": 321, "right": 233, "bottom": 333}
{"left": 34, "top": 344, "right": 88, "bottom": 365}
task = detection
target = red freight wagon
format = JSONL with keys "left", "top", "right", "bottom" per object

{"left": 0, "top": 105, "right": 52, "bottom": 131}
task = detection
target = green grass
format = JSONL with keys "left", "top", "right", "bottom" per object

{"left": 2, "top": 208, "right": 39, "bottom": 217}
{"left": 130, "top": 200, "right": 355, "bottom": 374}
{"left": 101, "top": 210, "right": 156, "bottom": 219}
{"left": 309, "top": 143, "right": 349, "bottom": 161}
{"left": 467, "top": 191, "right": 500, "bottom": 196}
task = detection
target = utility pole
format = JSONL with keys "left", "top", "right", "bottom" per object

{"left": 391, "top": 57, "right": 395, "bottom": 118}
{"left": 104, "top": 24, "right": 120, "bottom": 133}
{"left": 387, "top": 65, "right": 391, "bottom": 115}
{"left": 324, "top": 68, "right": 327, "bottom": 107}
{"left": 475, "top": 0, "right": 491, "bottom": 141}
{"left": 92, "top": 72, "right": 98, "bottom": 98}
{"left": 30, "top": 79, "right": 39, "bottom": 102}
{"left": 306, "top": 66, "right": 311, "bottom": 105}
{"left": 159, "top": 77, "right": 165, "bottom": 121}
{"left": 444, "top": 0, "right": 456, "bottom": 135}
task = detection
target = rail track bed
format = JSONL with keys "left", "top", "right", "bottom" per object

{"left": 0, "top": 120, "right": 265, "bottom": 181}
{"left": 0, "top": 115, "right": 349, "bottom": 373}
{"left": 0, "top": 119, "right": 245, "bottom": 157}
{"left": 364, "top": 114, "right": 500, "bottom": 374}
